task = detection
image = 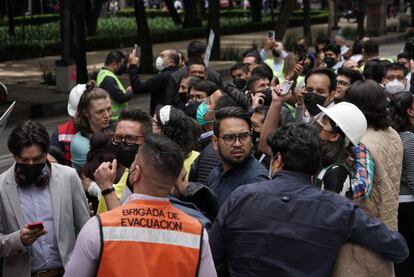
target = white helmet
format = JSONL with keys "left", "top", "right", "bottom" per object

{"left": 317, "top": 102, "right": 367, "bottom": 146}
{"left": 67, "top": 84, "right": 86, "bottom": 117}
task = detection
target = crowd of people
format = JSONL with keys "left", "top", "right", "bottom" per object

{"left": 0, "top": 30, "right": 414, "bottom": 277}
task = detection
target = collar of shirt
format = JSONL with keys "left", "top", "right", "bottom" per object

{"left": 272, "top": 170, "right": 313, "bottom": 184}
{"left": 124, "top": 193, "right": 169, "bottom": 205}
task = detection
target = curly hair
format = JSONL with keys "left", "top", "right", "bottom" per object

{"left": 155, "top": 106, "right": 198, "bottom": 157}
{"left": 74, "top": 80, "right": 110, "bottom": 135}
{"left": 344, "top": 80, "right": 390, "bottom": 130}
{"left": 389, "top": 92, "right": 414, "bottom": 133}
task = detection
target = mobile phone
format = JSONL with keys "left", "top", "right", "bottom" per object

{"left": 28, "top": 221, "right": 44, "bottom": 231}
{"left": 281, "top": 80, "right": 294, "bottom": 95}
{"left": 134, "top": 44, "right": 141, "bottom": 59}
{"left": 268, "top": 31, "right": 275, "bottom": 41}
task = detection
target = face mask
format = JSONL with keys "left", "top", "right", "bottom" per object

{"left": 196, "top": 101, "right": 210, "bottom": 126}
{"left": 304, "top": 93, "right": 326, "bottom": 116}
{"left": 324, "top": 57, "right": 336, "bottom": 68}
{"left": 15, "top": 163, "right": 46, "bottom": 186}
{"left": 115, "top": 64, "right": 127, "bottom": 76}
{"left": 113, "top": 142, "right": 139, "bottom": 168}
{"left": 385, "top": 79, "right": 406, "bottom": 94}
{"left": 233, "top": 78, "right": 247, "bottom": 90}
{"left": 185, "top": 100, "right": 200, "bottom": 118}
{"left": 252, "top": 130, "right": 261, "bottom": 145}
{"left": 155, "top": 56, "right": 165, "bottom": 72}
{"left": 272, "top": 49, "right": 281, "bottom": 58}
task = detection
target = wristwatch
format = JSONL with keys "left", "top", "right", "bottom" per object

{"left": 101, "top": 187, "right": 115, "bottom": 196}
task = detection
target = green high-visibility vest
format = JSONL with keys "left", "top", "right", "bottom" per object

{"left": 96, "top": 68, "right": 128, "bottom": 121}
{"left": 265, "top": 58, "right": 285, "bottom": 81}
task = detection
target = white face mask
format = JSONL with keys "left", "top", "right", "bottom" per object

{"left": 155, "top": 56, "right": 165, "bottom": 72}
{"left": 385, "top": 79, "right": 406, "bottom": 94}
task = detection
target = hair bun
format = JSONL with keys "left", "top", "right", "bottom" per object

{"left": 85, "top": 80, "right": 96, "bottom": 93}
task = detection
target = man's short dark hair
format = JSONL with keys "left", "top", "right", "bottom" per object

{"left": 246, "top": 74, "right": 269, "bottom": 92}
{"left": 384, "top": 62, "right": 408, "bottom": 77}
{"left": 167, "top": 50, "right": 180, "bottom": 67}
{"left": 397, "top": 52, "right": 410, "bottom": 61}
{"left": 140, "top": 134, "right": 185, "bottom": 181}
{"left": 305, "top": 67, "right": 337, "bottom": 92}
{"left": 363, "top": 59, "right": 391, "bottom": 83}
{"left": 118, "top": 109, "right": 152, "bottom": 137}
{"left": 230, "top": 63, "right": 249, "bottom": 74}
{"left": 186, "top": 58, "right": 206, "bottom": 69}
{"left": 266, "top": 123, "right": 322, "bottom": 175}
{"left": 213, "top": 106, "right": 252, "bottom": 136}
{"left": 187, "top": 41, "right": 206, "bottom": 60}
{"left": 191, "top": 80, "right": 219, "bottom": 97}
{"left": 363, "top": 39, "right": 379, "bottom": 56}
{"left": 337, "top": 67, "right": 364, "bottom": 84}
{"left": 316, "top": 35, "right": 331, "bottom": 45}
{"left": 8, "top": 120, "right": 50, "bottom": 156}
{"left": 344, "top": 80, "right": 390, "bottom": 130}
{"left": 215, "top": 86, "right": 250, "bottom": 112}
{"left": 251, "top": 64, "right": 274, "bottom": 82}
{"left": 323, "top": 44, "right": 341, "bottom": 56}
{"left": 242, "top": 49, "right": 263, "bottom": 64}
{"left": 105, "top": 50, "right": 125, "bottom": 66}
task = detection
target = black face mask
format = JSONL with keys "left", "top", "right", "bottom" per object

{"left": 115, "top": 64, "right": 127, "bottom": 76}
{"left": 304, "top": 93, "right": 327, "bottom": 116}
{"left": 324, "top": 57, "right": 336, "bottom": 68}
{"left": 113, "top": 142, "right": 139, "bottom": 168}
{"left": 184, "top": 100, "right": 201, "bottom": 119}
{"left": 233, "top": 78, "right": 247, "bottom": 90}
{"left": 252, "top": 130, "right": 260, "bottom": 145}
{"left": 15, "top": 163, "right": 46, "bottom": 186}
{"left": 272, "top": 49, "right": 281, "bottom": 58}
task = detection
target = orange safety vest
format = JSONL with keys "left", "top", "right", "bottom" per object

{"left": 96, "top": 199, "right": 203, "bottom": 277}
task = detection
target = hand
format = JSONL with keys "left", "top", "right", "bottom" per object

{"left": 264, "top": 38, "right": 276, "bottom": 50}
{"left": 129, "top": 50, "right": 139, "bottom": 66}
{"left": 80, "top": 174, "right": 91, "bottom": 192}
{"left": 20, "top": 225, "right": 47, "bottom": 246}
{"left": 94, "top": 159, "right": 117, "bottom": 190}
{"left": 271, "top": 85, "right": 291, "bottom": 104}
{"left": 252, "top": 92, "right": 265, "bottom": 109}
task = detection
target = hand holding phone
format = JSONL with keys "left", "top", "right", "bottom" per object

{"left": 27, "top": 221, "right": 44, "bottom": 231}
{"left": 268, "top": 31, "right": 275, "bottom": 41}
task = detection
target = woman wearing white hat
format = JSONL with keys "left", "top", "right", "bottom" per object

{"left": 313, "top": 102, "right": 367, "bottom": 198}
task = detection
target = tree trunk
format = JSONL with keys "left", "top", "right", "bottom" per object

{"left": 303, "top": 0, "right": 312, "bottom": 44}
{"left": 274, "top": 0, "right": 297, "bottom": 41}
{"left": 412, "top": 0, "right": 414, "bottom": 27}
{"left": 165, "top": 0, "right": 182, "bottom": 25}
{"left": 208, "top": 0, "right": 220, "bottom": 60}
{"left": 71, "top": 0, "right": 88, "bottom": 83}
{"left": 86, "top": 0, "right": 106, "bottom": 36}
{"left": 6, "top": 0, "right": 15, "bottom": 36}
{"left": 357, "top": 0, "right": 366, "bottom": 38}
{"left": 183, "top": 0, "right": 202, "bottom": 28}
{"left": 249, "top": 0, "right": 262, "bottom": 22}
{"left": 328, "top": 0, "right": 334, "bottom": 36}
{"left": 133, "top": 0, "right": 154, "bottom": 73}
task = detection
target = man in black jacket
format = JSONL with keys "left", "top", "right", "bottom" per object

{"left": 209, "top": 122, "right": 409, "bottom": 277}
{"left": 130, "top": 49, "right": 179, "bottom": 115}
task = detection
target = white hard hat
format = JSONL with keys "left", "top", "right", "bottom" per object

{"left": 67, "top": 84, "right": 86, "bottom": 117}
{"left": 317, "top": 102, "right": 367, "bottom": 145}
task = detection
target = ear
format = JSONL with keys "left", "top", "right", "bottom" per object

{"left": 382, "top": 78, "right": 386, "bottom": 86}
{"left": 407, "top": 107, "right": 414, "bottom": 117}
{"left": 212, "top": 135, "right": 219, "bottom": 150}
{"left": 130, "top": 164, "right": 141, "bottom": 185}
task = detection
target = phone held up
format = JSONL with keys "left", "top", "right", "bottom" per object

{"left": 268, "top": 30, "right": 276, "bottom": 41}
{"left": 28, "top": 221, "right": 44, "bottom": 231}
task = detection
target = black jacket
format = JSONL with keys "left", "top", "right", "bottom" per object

{"left": 209, "top": 170, "right": 409, "bottom": 277}
{"left": 130, "top": 65, "right": 178, "bottom": 115}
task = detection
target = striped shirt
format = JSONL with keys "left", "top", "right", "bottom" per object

{"left": 399, "top": 131, "right": 414, "bottom": 202}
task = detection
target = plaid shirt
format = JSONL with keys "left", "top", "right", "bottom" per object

{"left": 351, "top": 143, "right": 374, "bottom": 199}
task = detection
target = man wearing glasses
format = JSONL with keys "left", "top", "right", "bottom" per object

{"left": 93, "top": 109, "right": 152, "bottom": 213}
{"left": 208, "top": 106, "right": 268, "bottom": 209}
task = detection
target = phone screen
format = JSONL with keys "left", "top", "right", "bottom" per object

{"left": 134, "top": 44, "right": 141, "bottom": 58}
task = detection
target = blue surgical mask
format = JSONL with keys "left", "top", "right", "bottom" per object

{"left": 196, "top": 101, "right": 209, "bottom": 126}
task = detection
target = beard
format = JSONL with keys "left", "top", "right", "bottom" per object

{"left": 217, "top": 146, "right": 252, "bottom": 168}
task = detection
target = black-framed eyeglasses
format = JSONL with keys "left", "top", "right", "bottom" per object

{"left": 112, "top": 134, "right": 143, "bottom": 145}
{"left": 218, "top": 132, "right": 252, "bottom": 145}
